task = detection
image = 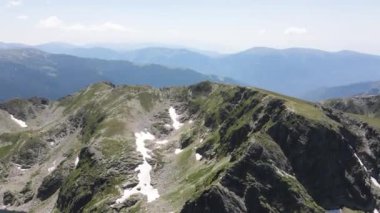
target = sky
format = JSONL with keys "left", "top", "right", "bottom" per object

{"left": 0, "top": 0, "right": 380, "bottom": 54}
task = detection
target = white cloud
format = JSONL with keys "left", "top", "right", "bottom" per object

{"left": 17, "top": 15, "right": 29, "bottom": 20}
{"left": 284, "top": 27, "right": 308, "bottom": 35}
{"left": 7, "top": 0, "right": 22, "bottom": 7}
{"left": 39, "top": 16, "right": 63, "bottom": 28}
{"left": 38, "top": 16, "right": 132, "bottom": 33}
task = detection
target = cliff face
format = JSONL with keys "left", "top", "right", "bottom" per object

{"left": 182, "top": 84, "right": 379, "bottom": 212}
{"left": 0, "top": 82, "right": 379, "bottom": 212}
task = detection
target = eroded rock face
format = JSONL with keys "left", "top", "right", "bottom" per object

{"left": 3, "top": 190, "right": 18, "bottom": 206}
{"left": 182, "top": 86, "right": 380, "bottom": 212}
{"left": 179, "top": 132, "right": 195, "bottom": 149}
{"left": 323, "top": 95, "right": 380, "bottom": 118}
{"left": 37, "top": 161, "right": 73, "bottom": 200}
{"left": 267, "top": 113, "right": 376, "bottom": 210}
{"left": 2, "top": 182, "right": 34, "bottom": 207}
{"left": 12, "top": 137, "right": 48, "bottom": 168}
{"left": 183, "top": 143, "right": 324, "bottom": 213}
{"left": 323, "top": 106, "right": 380, "bottom": 177}
{"left": 0, "top": 97, "right": 49, "bottom": 120}
{"left": 182, "top": 185, "right": 246, "bottom": 213}
{"left": 56, "top": 147, "right": 107, "bottom": 213}
{"left": 19, "top": 182, "right": 34, "bottom": 204}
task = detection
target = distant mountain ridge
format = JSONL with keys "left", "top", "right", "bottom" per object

{"left": 31, "top": 43, "right": 380, "bottom": 98}
{"left": 305, "top": 81, "right": 380, "bottom": 101}
{"left": 0, "top": 48, "right": 235, "bottom": 100}
{"left": 0, "top": 42, "right": 28, "bottom": 49}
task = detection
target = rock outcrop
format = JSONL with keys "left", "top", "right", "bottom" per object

{"left": 37, "top": 161, "right": 73, "bottom": 200}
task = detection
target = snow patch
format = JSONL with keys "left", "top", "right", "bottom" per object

{"left": 74, "top": 156, "right": 79, "bottom": 167}
{"left": 200, "top": 138, "right": 204, "bottom": 143}
{"left": 116, "top": 131, "right": 159, "bottom": 204}
{"left": 195, "top": 153, "right": 202, "bottom": 161}
{"left": 275, "top": 167, "right": 295, "bottom": 179}
{"left": 189, "top": 120, "right": 193, "bottom": 124}
{"left": 135, "top": 132, "right": 155, "bottom": 159}
{"left": 48, "top": 161, "right": 56, "bottom": 173}
{"left": 169, "top": 107, "right": 183, "bottom": 130}
{"left": 174, "top": 149, "right": 183, "bottom": 155}
{"left": 371, "top": 177, "right": 380, "bottom": 189}
{"left": 10, "top": 115, "right": 27, "bottom": 128}
{"left": 15, "top": 164, "right": 28, "bottom": 172}
{"left": 354, "top": 153, "right": 368, "bottom": 172}
{"left": 353, "top": 152, "right": 380, "bottom": 193}
{"left": 156, "top": 139, "right": 168, "bottom": 145}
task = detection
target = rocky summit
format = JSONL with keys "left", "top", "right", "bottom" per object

{"left": 0, "top": 81, "right": 379, "bottom": 213}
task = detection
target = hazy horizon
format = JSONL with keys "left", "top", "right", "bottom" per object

{"left": 1, "top": 0, "right": 380, "bottom": 54}
{"left": 3, "top": 40, "right": 380, "bottom": 56}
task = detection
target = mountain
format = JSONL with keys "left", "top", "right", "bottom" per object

{"left": 0, "top": 48, "right": 235, "bottom": 100}
{"left": 192, "top": 48, "right": 380, "bottom": 97}
{"left": 323, "top": 95, "right": 380, "bottom": 130}
{"left": 36, "top": 42, "right": 124, "bottom": 60}
{"left": 0, "top": 81, "right": 380, "bottom": 212}
{"left": 0, "top": 42, "right": 28, "bottom": 49}
{"left": 305, "top": 81, "right": 380, "bottom": 101}
{"left": 37, "top": 44, "right": 216, "bottom": 72}
{"left": 34, "top": 43, "right": 380, "bottom": 98}
{"left": 122, "top": 47, "right": 215, "bottom": 72}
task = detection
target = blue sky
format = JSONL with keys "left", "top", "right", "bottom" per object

{"left": 1, "top": 0, "right": 380, "bottom": 53}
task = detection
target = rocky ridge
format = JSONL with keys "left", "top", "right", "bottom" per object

{"left": 0, "top": 81, "right": 379, "bottom": 212}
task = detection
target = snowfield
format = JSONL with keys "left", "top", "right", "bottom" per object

{"left": 174, "top": 149, "right": 183, "bottom": 155}
{"left": 371, "top": 177, "right": 380, "bottom": 189}
{"left": 169, "top": 106, "right": 183, "bottom": 130}
{"left": 116, "top": 131, "right": 160, "bottom": 203}
{"left": 74, "top": 156, "right": 79, "bottom": 167}
{"left": 156, "top": 139, "right": 168, "bottom": 145}
{"left": 48, "top": 161, "right": 56, "bottom": 173}
{"left": 10, "top": 114, "right": 27, "bottom": 128}
{"left": 195, "top": 153, "right": 202, "bottom": 161}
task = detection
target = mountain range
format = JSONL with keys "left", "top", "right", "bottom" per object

{"left": 34, "top": 43, "right": 380, "bottom": 99}
{"left": 0, "top": 48, "right": 234, "bottom": 100}
{"left": 1, "top": 81, "right": 380, "bottom": 212}
{"left": 2, "top": 42, "right": 380, "bottom": 101}
{"left": 306, "top": 80, "right": 380, "bottom": 101}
